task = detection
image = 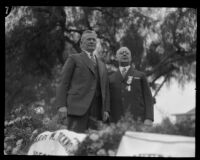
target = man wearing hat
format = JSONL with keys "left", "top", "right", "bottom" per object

{"left": 109, "top": 47, "right": 154, "bottom": 125}
{"left": 56, "top": 30, "right": 110, "bottom": 133}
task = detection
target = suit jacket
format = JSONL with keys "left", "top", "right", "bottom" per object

{"left": 56, "top": 52, "right": 110, "bottom": 117}
{"left": 109, "top": 66, "right": 154, "bottom": 123}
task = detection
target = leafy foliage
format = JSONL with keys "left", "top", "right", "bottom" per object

{"left": 5, "top": 6, "right": 66, "bottom": 113}
{"left": 6, "top": 6, "right": 65, "bottom": 76}
{"left": 4, "top": 105, "right": 194, "bottom": 155}
{"left": 5, "top": 7, "right": 196, "bottom": 113}
{"left": 146, "top": 8, "right": 196, "bottom": 86}
{"left": 4, "top": 102, "right": 68, "bottom": 155}
{"left": 121, "top": 24, "right": 144, "bottom": 70}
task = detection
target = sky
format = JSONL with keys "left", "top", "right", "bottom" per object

{"left": 153, "top": 79, "right": 196, "bottom": 124}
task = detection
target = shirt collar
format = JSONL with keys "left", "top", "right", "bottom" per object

{"left": 119, "top": 65, "right": 130, "bottom": 73}
{"left": 82, "top": 49, "right": 94, "bottom": 58}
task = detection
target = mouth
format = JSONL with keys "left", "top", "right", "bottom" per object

{"left": 88, "top": 44, "right": 95, "bottom": 47}
{"left": 122, "top": 57, "right": 128, "bottom": 60}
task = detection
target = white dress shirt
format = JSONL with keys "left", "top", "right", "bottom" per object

{"left": 82, "top": 49, "right": 96, "bottom": 64}
{"left": 119, "top": 65, "right": 130, "bottom": 76}
{"left": 82, "top": 49, "right": 93, "bottom": 58}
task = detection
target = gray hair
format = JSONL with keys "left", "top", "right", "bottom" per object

{"left": 116, "top": 47, "right": 131, "bottom": 55}
{"left": 81, "top": 30, "right": 97, "bottom": 43}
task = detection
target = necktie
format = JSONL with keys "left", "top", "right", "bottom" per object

{"left": 121, "top": 67, "right": 127, "bottom": 78}
{"left": 90, "top": 54, "right": 96, "bottom": 65}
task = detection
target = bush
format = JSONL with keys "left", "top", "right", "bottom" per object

{"left": 4, "top": 102, "right": 66, "bottom": 155}
{"left": 74, "top": 112, "right": 151, "bottom": 156}
{"left": 147, "top": 117, "right": 195, "bottom": 137}
{"left": 175, "top": 119, "right": 195, "bottom": 137}
{"left": 4, "top": 105, "right": 195, "bottom": 155}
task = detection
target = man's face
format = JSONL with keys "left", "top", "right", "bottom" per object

{"left": 81, "top": 36, "right": 97, "bottom": 53}
{"left": 116, "top": 50, "right": 132, "bottom": 63}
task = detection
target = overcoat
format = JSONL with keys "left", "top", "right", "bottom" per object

{"left": 109, "top": 66, "right": 154, "bottom": 123}
{"left": 56, "top": 52, "right": 110, "bottom": 119}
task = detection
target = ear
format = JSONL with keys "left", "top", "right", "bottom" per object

{"left": 80, "top": 39, "right": 83, "bottom": 45}
{"left": 80, "top": 41, "right": 83, "bottom": 48}
{"left": 115, "top": 56, "right": 120, "bottom": 62}
{"left": 115, "top": 53, "right": 119, "bottom": 60}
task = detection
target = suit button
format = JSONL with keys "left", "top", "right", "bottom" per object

{"left": 137, "top": 117, "right": 142, "bottom": 122}
{"left": 122, "top": 97, "right": 124, "bottom": 101}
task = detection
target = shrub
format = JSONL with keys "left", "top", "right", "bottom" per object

{"left": 4, "top": 105, "right": 195, "bottom": 155}
{"left": 4, "top": 103, "right": 64, "bottom": 155}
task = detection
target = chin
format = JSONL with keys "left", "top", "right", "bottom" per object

{"left": 121, "top": 60, "right": 129, "bottom": 63}
{"left": 91, "top": 48, "right": 96, "bottom": 51}
{"left": 120, "top": 61, "right": 130, "bottom": 66}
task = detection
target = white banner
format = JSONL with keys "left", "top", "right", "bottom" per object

{"left": 27, "top": 129, "right": 87, "bottom": 155}
{"left": 116, "top": 131, "right": 195, "bottom": 157}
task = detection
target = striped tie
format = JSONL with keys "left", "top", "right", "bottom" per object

{"left": 121, "top": 67, "right": 127, "bottom": 78}
{"left": 90, "top": 54, "right": 96, "bottom": 65}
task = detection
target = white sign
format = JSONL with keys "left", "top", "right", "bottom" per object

{"left": 28, "top": 129, "right": 87, "bottom": 155}
{"left": 116, "top": 131, "right": 195, "bottom": 157}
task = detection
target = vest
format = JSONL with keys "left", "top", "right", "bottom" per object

{"left": 89, "top": 62, "right": 102, "bottom": 120}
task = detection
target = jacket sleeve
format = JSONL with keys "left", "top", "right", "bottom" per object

{"left": 141, "top": 74, "right": 154, "bottom": 121}
{"left": 55, "top": 55, "right": 75, "bottom": 109}
{"left": 105, "top": 73, "right": 110, "bottom": 113}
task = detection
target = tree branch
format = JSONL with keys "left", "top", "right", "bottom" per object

{"left": 146, "top": 51, "right": 176, "bottom": 77}
{"left": 130, "top": 9, "right": 158, "bottom": 23}
{"left": 146, "top": 47, "right": 195, "bottom": 78}
{"left": 150, "top": 63, "right": 178, "bottom": 87}
{"left": 153, "top": 74, "right": 170, "bottom": 98}
{"left": 91, "top": 7, "right": 117, "bottom": 19}
{"left": 149, "top": 52, "right": 195, "bottom": 92}
{"left": 64, "top": 35, "right": 81, "bottom": 53}
{"left": 63, "top": 28, "right": 84, "bottom": 34}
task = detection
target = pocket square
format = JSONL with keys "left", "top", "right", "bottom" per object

{"left": 134, "top": 77, "right": 141, "bottom": 79}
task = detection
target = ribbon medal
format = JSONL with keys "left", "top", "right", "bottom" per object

{"left": 126, "top": 85, "right": 131, "bottom": 92}
{"left": 127, "top": 76, "right": 133, "bottom": 85}
{"left": 126, "top": 76, "right": 133, "bottom": 91}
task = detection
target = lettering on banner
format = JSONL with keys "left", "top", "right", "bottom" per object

{"left": 34, "top": 134, "right": 48, "bottom": 143}
{"left": 28, "top": 130, "right": 87, "bottom": 155}
{"left": 49, "top": 132, "right": 56, "bottom": 141}
{"left": 33, "top": 151, "right": 49, "bottom": 156}
{"left": 31, "top": 131, "right": 79, "bottom": 154}
{"left": 132, "top": 153, "right": 171, "bottom": 157}
{"left": 57, "top": 132, "right": 73, "bottom": 153}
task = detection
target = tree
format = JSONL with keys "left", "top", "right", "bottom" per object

{"left": 121, "top": 24, "right": 144, "bottom": 70}
{"left": 145, "top": 8, "right": 196, "bottom": 91}
{"left": 5, "top": 7, "right": 196, "bottom": 115}
{"left": 5, "top": 6, "right": 67, "bottom": 115}
{"left": 149, "top": 117, "right": 195, "bottom": 137}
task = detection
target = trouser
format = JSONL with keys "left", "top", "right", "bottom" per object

{"left": 67, "top": 95, "right": 102, "bottom": 133}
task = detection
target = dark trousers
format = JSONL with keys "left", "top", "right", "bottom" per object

{"left": 67, "top": 95, "right": 102, "bottom": 133}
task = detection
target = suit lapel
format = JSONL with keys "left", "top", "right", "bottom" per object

{"left": 80, "top": 52, "right": 95, "bottom": 75}
{"left": 96, "top": 57, "right": 106, "bottom": 100}
{"left": 116, "top": 68, "right": 124, "bottom": 82}
{"left": 124, "top": 67, "right": 133, "bottom": 80}
{"left": 126, "top": 67, "right": 142, "bottom": 88}
{"left": 96, "top": 57, "right": 104, "bottom": 81}
{"left": 123, "top": 66, "right": 136, "bottom": 84}
{"left": 117, "top": 66, "right": 133, "bottom": 83}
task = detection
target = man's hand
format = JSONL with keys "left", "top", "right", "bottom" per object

{"left": 139, "top": 119, "right": 153, "bottom": 132}
{"left": 103, "top": 111, "right": 109, "bottom": 122}
{"left": 58, "top": 106, "right": 67, "bottom": 120}
{"left": 144, "top": 119, "right": 153, "bottom": 126}
{"left": 58, "top": 106, "right": 67, "bottom": 113}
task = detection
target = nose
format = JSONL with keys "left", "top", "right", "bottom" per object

{"left": 122, "top": 52, "right": 128, "bottom": 56}
{"left": 89, "top": 39, "right": 96, "bottom": 43}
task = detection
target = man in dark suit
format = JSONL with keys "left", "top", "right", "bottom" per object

{"left": 109, "top": 47, "right": 154, "bottom": 125}
{"left": 56, "top": 30, "right": 110, "bottom": 133}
